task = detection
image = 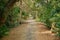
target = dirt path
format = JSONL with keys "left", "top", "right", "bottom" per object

{"left": 2, "top": 20, "right": 55, "bottom": 40}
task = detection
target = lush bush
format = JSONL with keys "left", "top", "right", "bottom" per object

{"left": 36, "top": 0, "right": 60, "bottom": 37}
{"left": 0, "top": 24, "right": 9, "bottom": 38}
{"left": 0, "top": 6, "right": 20, "bottom": 38}
{"left": 0, "top": 0, "right": 20, "bottom": 37}
{"left": 5, "top": 6, "right": 20, "bottom": 28}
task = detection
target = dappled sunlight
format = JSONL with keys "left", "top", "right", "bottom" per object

{"left": 40, "top": 31, "right": 51, "bottom": 34}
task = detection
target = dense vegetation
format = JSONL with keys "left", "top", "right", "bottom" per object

{"left": 35, "top": 0, "right": 60, "bottom": 38}
{"left": 0, "top": 0, "right": 20, "bottom": 38}
{"left": 0, "top": 0, "right": 60, "bottom": 39}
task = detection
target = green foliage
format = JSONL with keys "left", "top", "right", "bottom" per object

{"left": 0, "top": 25, "right": 9, "bottom": 38}
{"left": 22, "top": 11, "right": 29, "bottom": 19}
{"left": 0, "top": 0, "right": 20, "bottom": 37}
{"left": 36, "top": 0, "right": 60, "bottom": 37}
{"left": 5, "top": 6, "right": 20, "bottom": 28}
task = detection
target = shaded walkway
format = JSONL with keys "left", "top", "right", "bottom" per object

{"left": 2, "top": 20, "right": 55, "bottom": 40}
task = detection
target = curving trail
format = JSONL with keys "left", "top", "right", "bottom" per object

{"left": 2, "top": 20, "right": 55, "bottom": 40}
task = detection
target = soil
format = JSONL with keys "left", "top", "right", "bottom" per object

{"left": 1, "top": 20, "right": 55, "bottom": 40}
